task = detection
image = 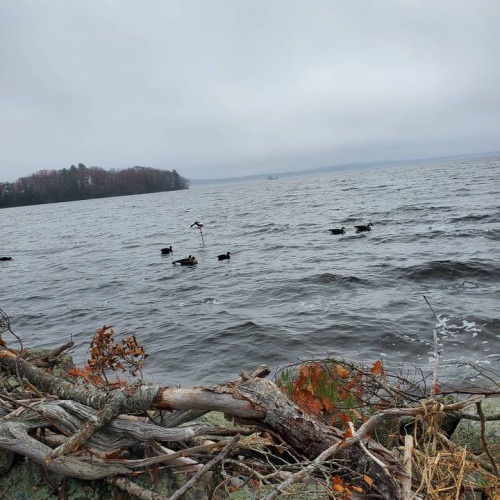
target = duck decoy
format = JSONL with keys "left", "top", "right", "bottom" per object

{"left": 161, "top": 246, "right": 173, "bottom": 255}
{"left": 190, "top": 221, "right": 204, "bottom": 229}
{"left": 354, "top": 223, "right": 373, "bottom": 232}
{"left": 218, "top": 252, "right": 231, "bottom": 261}
{"left": 0, "top": 257, "right": 12, "bottom": 261}
{"left": 329, "top": 227, "right": 345, "bottom": 235}
{"left": 172, "top": 255, "right": 198, "bottom": 266}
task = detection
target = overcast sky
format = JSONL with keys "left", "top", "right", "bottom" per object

{"left": 1, "top": 1, "right": 499, "bottom": 181}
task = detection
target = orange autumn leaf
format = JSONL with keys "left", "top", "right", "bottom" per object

{"left": 351, "top": 485, "right": 363, "bottom": 492}
{"left": 299, "top": 364, "right": 310, "bottom": 378}
{"left": 335, "top": 364, "right": 349, "bottom": 379}
{"left": 68, "top": 367, "right": 86, "bottom": 377}
{"left": 89, "top": 374, "right": 104, "bottom": 386}
{"left": 310, "top": 364, "right": 324, "bottom": 382}
{"left": 346, "top": 376, "right": 360, "bottom": 390}
{"left": 355, "top": 387, "right": 364, "bottom": 399}
{"left": 338, "top": 412, "right": 352, "bottom": 424}
{"left": 340, "top": 389, "right": 350, "bottom": 401}
{"left": 344, "top": 425, "right": 353, "bottom": 438}
{"left": 322, "top": 397, "right": 336, "bottom": 413}
{"left": 293, "top": 377, "right": 307, "bottom": 391}
{"left": 363, "top": 474, "right": 373, "bottom": 487}
{"left": 331, "top": 475, "right": 353, "bottom": 496}
{"left": 306, "top": 398, "right": 324, "bottom": 416}
{"left": 293, "top": 390, "right": 324, "bottom": 416}
{"left": 108, "top": 378, "right": 128, "bottom": 389}
{"left": 306, "top": 382, "right": 316, "bottom": 394}
{"left": 296, "top": 391, "right": 324, "bottom": 416}
{"left": 370, "top": 359, "right": 384, "bottom": 376}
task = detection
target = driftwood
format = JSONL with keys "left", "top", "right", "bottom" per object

{"left": 0, "top": 352, "right": 407, "bottom": 498}
{"left": 1, "top": 347, "right": 497, "bottom": 498}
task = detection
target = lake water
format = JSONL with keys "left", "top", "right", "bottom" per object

{"left": 1, "top": 155, "right": 499, "bottom": 389}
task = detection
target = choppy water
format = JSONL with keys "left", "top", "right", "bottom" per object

{"left": 1, "top": 156, "right": 499, "bottom": 388}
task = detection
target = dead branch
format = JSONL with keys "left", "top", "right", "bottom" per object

{"left": 0, "top": 420, "right": 130, "bottom": 480}
{"left": 30, "top": 342, "right": 75, "bottom": 368}
{"left": 353, "top": 395, "right": 484, "bottom": 440}
{"left": 424, "top": 295, "right": 442, "bottom": 398}
{"left": 6, "top": 399, "right": 242, "bottom": 454}
{"left": 169, "top": 433, "right": 241, "bottom": 500}
{"left": 401, "top": 435, "right": 413, "bottom": 499}
{"left": 106, "top": 476, "right": 169, "bottom": 500}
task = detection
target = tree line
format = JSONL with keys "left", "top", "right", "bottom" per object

{"left": 0, "top": 163, "right": 189, "bottom": 208}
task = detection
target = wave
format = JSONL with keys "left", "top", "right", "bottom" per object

{"left": 397, "top": 259, "right": 500, "bottom": 281}
{"left": 484, "top": 228, "right": 500, "bottom": 241}
{"left": 222, "top": 320, "right": 262, "bottom": 335}
{"left": 448, "top": 213, "right": 500, "bottom": 223}
{"left": 478, "top": 317, "right": 500, "bottom": 339}
{"left": 394, "top": 229, "right": 488, "bottom": 242}
{"left": 306, "top": 272, "right": 371, "bottom": 286}
{"left": 235, "top": 222, "right": 291, "bottom": 236}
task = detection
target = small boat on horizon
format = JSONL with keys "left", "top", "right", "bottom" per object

{"left": 267, "top": 175, "right": 278, "bottom": 180}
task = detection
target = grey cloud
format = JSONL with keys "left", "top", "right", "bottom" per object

{"left": 1, "top": 0, "right": 499, "bottom": 181}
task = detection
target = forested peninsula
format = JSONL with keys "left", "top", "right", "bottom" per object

{"left": 0, "top": 164, "right": 189, "bottom": 208}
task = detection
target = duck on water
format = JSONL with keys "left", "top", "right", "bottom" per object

{"left": 172, "top": 255, "right": 198, "bottom": 266}
{"left": 354, "top": 223, "right": 373, "bottom": 232}
{"left": 161, "top": 246, "right": 173, "bottom": 255}
{"left": 218, "top": 252, "right": 231, "bottom": 261}
{"left": 329, "top": 227, "right": 345, "bottom": 235}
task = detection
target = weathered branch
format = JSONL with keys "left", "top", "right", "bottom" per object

{"left": 106, "top": 476, "right": 169, "bottom": 500}
{"left": 169, "top": 433, "right": 241, "bottom": 500}
{"left": 0, "top": 420, "right": 130, "bottom": 480}
{"left": 424, "top": 295, "right": 442, "bottom": 398}
{"left": 8, "top": 399, "right": 239, "bottom": 453}
{"left": 30, "top": 342, "right": 75, "bottom": 368}
{"left": 401, "top": 435, "right": 413, "bottom": 499}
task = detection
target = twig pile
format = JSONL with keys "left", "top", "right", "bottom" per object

{"left": 0, "top": 310, "right": 498, "bottom": 498}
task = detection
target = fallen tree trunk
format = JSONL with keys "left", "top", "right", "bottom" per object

{"left": 0, "top": 353, "right": 405, "bottom": 498}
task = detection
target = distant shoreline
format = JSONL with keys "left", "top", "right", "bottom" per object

{"left": 189, "top": 151, "right": 500, "bottom": 186}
